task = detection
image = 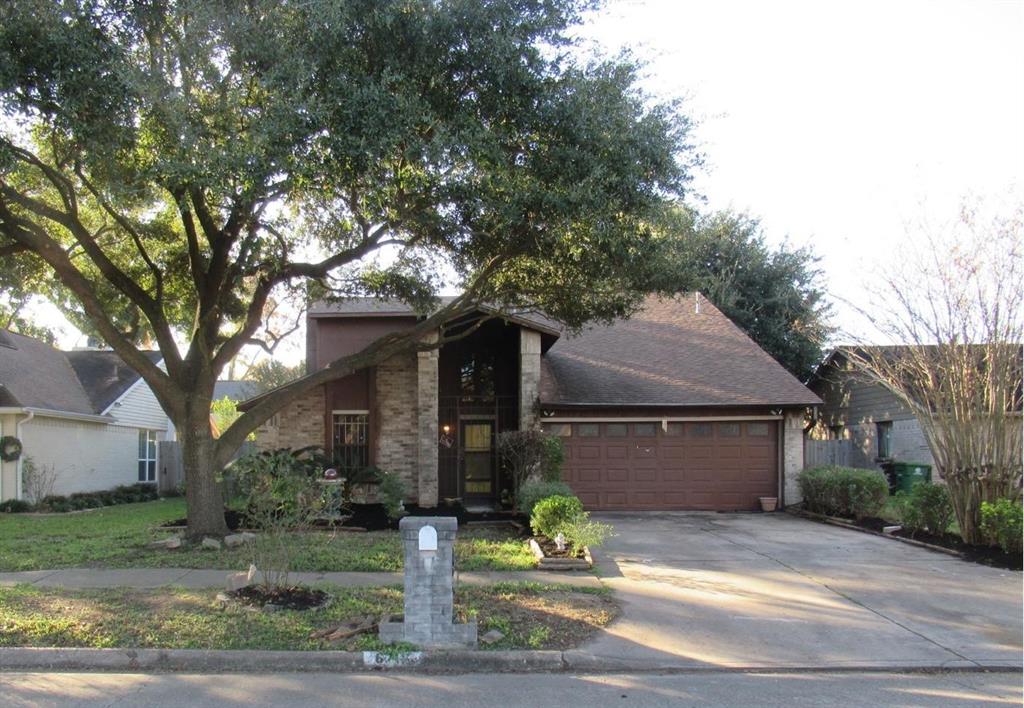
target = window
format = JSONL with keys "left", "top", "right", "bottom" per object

{"left": 747, "top": 422, "right": 770, "bottom": 437}
{"left": 688, "top": 422, "right": 712, "bottom": 438}
{"left": 664, "top": 422, "right": 683, "bottom": 436}
{"left": 544, "top": 423, "right": 572, "bottom": 437}
{"left": 138, "top": 430, "right": 157, "bottom": 483}
{"left": 459, "top": 350, "right": 496, "bottom": 400}
{"left": 333, "top": 412, "right": 369, "bottom": 473}
{"left": 576, "top": 423, "right": 600, "bottom": 437}
{"left": 718, "top": 422, "right": 741, "bottom": 437}
{"left": 876, "top": 421, "right": 893, "bottom": 459}
{"left": 633, "top": 423, "right": 657, "bottom": 437}
{"left": 605, "top": 423, "right": 628, "bottom": 437}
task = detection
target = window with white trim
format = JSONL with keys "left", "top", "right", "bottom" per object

{"left": 333, "top": 411, "right": 369, "bottom": 473}
{"left": 138, "top": 430, "right": 158, "bottom": 483}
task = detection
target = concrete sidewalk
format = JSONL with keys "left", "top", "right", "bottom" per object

{"left": 0, "top": 568, "right": 601, "bottom": 590}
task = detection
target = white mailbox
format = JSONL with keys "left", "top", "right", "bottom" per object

{"left": 418, "top": 525, "right": 438, "bottom": 553}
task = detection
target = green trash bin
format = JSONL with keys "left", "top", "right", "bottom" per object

{"left": 889, "top": 462, "right": 932, "bottom": 493}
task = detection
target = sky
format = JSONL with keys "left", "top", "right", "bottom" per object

{"left": 579, "top": 0, "right": 1023, "bottom": 340}
{"left": 23, "top": 0, "right": 1024, "bottom": 360}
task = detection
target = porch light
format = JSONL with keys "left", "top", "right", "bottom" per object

{"left": 442, "top": 424, "right": 451, "bottom": 434}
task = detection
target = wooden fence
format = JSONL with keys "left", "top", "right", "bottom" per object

{"left": 804, "top": 438, "right": 852, "bottom": 468}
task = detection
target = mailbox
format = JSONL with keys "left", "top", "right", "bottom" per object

{"left": 418, "top": 525, "right": 438, "bottom": 553}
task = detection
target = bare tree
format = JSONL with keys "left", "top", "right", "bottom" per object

{"left": 846, "top": 200, "right": 1023, "bottom": 544}
{"left": 21, "top": 455, "right": 58, "bottom": 506}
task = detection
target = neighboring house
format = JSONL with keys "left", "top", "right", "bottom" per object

{"left": 0, "top": 329, "right": 169, "bottom": 501}
{"left": 806, "top": 348, "right": 935, "bottom": 472}
{"left": 213, "top": 380, "right": 259, "bottom": 403}
{"left": 245, "top": 293, "right": 820, "bottom": 511}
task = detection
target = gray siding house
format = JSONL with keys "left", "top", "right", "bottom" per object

{"left": 806, "top": 349, "right": 934, "bottom": 472}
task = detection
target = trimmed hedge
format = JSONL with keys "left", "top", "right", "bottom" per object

{"left": 894, "top": 482, "right": 954, "bottom": 537}
{"left": 981, "top": 498, "right": 1023, "bottom": 554}
{"left": 37, "top": 484, "right": 160, "bottom": 513}
{"left": 516, "top": 479, "right": 574, "bottom": 516}
{"left": 799, "top": 465, "right": 889, "bottom": 519}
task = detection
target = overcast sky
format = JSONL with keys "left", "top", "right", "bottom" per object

{"left": 28, "top": 0, "right": 1024, "bottom": 361}
{"left": 580, "top": 0, "right": 1023, "bottom": 339}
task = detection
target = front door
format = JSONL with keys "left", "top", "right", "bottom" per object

{"left": 460, "top": 421, "right": 494, "bottom": 502}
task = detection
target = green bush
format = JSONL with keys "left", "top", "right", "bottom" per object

{"left": 799, "top": 465, "right": 889, "bottom": 519}
{"left": 375, "top": 469, "right": 407, "bottom": 521}
{"left": 0, "top": 499, "right": 33, "bottom": 513}
{"left": 539, "top": 435, "right": 565, "bottom": 482}
{"left": 516, "top": 479, "right": 574, "bottom": 516}
{"left": 530, "top": 494, "right": 583, "bottom": 538}
{"left": 980, "top": 498, "right": 1023, "bottom": 554}
{"left": 557, "top": 513, "right": 613, "bottom": 555}
{"left": 894, "top": 482, "right": 955, "bottom": 537}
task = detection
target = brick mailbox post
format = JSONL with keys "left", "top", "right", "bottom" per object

{"left": 379, "top": 516, "right": 477, "bottom": 648}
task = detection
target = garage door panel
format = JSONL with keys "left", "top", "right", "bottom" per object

{"left": 560, "top": 420, "right": 778, "bottom": 511}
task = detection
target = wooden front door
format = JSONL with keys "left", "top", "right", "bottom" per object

{"left": 460, "top": 421, "right": 495, "bottom": 501}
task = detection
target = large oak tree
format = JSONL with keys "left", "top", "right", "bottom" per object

{"left": 0, "top": 0, "right": 694, "bottom": 536}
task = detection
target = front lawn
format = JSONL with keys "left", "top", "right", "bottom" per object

{"left": 0, "top": 582, "right": 616, "bottom": 651}
{"left": 0, "top": 499, "right": 535, "bottom": 572}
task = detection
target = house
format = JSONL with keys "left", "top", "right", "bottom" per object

{"left": 248, "top": 293, "right": 821, "bottom": 511}
{"left": 806, "top": 348, "right": 936, "bottom": 472}
{"left": 0, "top": 329, "right": 169, "bottom": 501}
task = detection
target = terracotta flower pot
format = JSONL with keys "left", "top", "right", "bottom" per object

{"left": 759, "top": 496, "right": 778, "bottom": 513}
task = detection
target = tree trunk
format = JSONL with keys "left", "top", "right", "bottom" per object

{"left": 180, "top": 406, "right": 228, "bottom": 539}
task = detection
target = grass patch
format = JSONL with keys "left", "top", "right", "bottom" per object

{"left": 0, "top": 582, "right": 616, "bottom": 651}
{"left": 0, "top": 500, "right": 535, "bottom": 572}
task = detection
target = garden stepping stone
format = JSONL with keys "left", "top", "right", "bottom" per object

{"left": 147, "top": 537, "right": 181, "bottom": 550}
{"left": 223, "top": 532, "right": 256, "bottom": 548}
{"left": 201, "top": 537, "right": 222, "bottom": 550}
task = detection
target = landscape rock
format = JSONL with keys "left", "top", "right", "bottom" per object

{"left": 147, "top": 537, "right": 181, "bottom": 550}
{"left": 201, "top": 537, "right": 222, "bottom": 550}
{"left": 883, "top": 525, "right": 902, "bottom": 535}
{"left": 224, "top": 532, "right": 257, "bottom": 548}
{"left": 480, "top": 629, "right": 505, "bottom": 645}
{"left": 226, "top": 572, "right": 250, "bottom": 591}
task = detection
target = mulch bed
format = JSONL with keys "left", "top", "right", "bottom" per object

{"left": 227, "top": 585, "right": 331, "bottom": 611}
{"left": 801, "top": 511, "right": 1021, "bottom": 571}
{"left": 533, "top": 535, "right": 585, "bottom": 559}
{"left": 163, "top": 504, "right": 527, "bottom": 533}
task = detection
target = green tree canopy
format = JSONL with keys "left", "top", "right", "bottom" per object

{"left": 0, "top": 0, "right": 695, "bottom": 535}
{"left": 653, "top": 208, "right": 832, "bottom": 380}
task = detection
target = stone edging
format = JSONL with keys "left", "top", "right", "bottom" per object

{"left": 786, "top": 509, "right": 964, "bottom": 558}
{"left": 0, "top": 647, "right": 1018, "bottom": 675}
{"left": 527, "top": 538, "right": 593, "bottom": 570}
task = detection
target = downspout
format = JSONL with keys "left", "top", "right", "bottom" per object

{"left": 15, "top": 409, "right": 35, "bottom": 501}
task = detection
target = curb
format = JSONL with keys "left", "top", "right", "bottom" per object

{"left": 0, "top": 647, "right": 1019, "bottom": 675}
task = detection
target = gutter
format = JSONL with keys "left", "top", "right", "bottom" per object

{"left": 0, "top": 407, "right": 113, "bottom": 425}
{"left": 15, "top": 409, "right": 34, "bottom": 500}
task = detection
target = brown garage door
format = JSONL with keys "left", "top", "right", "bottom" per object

{"left": 553, "top": 420, "right": 778, "bottom": 511}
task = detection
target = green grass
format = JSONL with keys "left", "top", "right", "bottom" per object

{"left": 0, "top": 499, "right": 535, "bottom": 572}
{"left": 0, "top": 582, "right": 617, "bottom": 651}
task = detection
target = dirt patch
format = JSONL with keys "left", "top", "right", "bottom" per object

{"left": 533, "top": 535, "right": 586, "bottom": 559}
{"left": 227, "top": 585, "right": 331, "bottom": 611}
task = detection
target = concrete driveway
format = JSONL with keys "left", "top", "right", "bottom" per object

{"left": 584, "top": 512, "right": 1022, "bottom": 670}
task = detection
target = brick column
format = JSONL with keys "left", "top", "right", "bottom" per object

{"left": 519, "top": 329, "right": 541, "bottom": 430}
{"left": 417, "top": 342, "right": 440, "bottom": 508}
{"left": 782, "top": 409, "right": 806, "bottom": 506}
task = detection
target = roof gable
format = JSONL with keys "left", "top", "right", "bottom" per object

{"left": 540, "top": 293, "right": 821, "bottom": 408}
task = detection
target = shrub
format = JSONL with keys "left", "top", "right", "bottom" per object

{"left": 530, "top": 494, "right": 583, "bottom": 538}
{"left": 539, "top": 435, "right": 564, "bottom": 483}
{"left": 21, "top": 456, "right": 58, "bottom": 505}
{"left": 799, "top": 465, "right": 889, "bottom": 519}
{"left": 375, "top": 469, "right": 407, "bottom": 521}
{"left": 894, "top": 482, "right": 955, "bottom": 537}
{"left": 232, "top": 448, "right": 330, "bottom": 589}
{"left": 0, "top": 499, "right": 32, "bottom": 513}
{"left": 516, "top": 479, "right": 574, "bottom": 516}
{"left": 980, "top": 498, "right": 1023, "bottom": 554}
{"left": 557, "top": 513, "right": 613, "bottom": 555}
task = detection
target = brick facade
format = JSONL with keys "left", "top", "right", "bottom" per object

{"left": 416, "top": 347, "right": 439, "bottom": 507}
{"left": 254, "top": 387, "right": 325, "bottom": 453}
{"left": 375, "top": 352, "right": 420, "bottom": 498}
{"left": 782, "top": 409, "right": 805, "bottom": 506}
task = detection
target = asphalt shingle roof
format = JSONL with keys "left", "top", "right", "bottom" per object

{"left": 0, "top": 330, "right": 160, "bottom": 415}
{"left": 540, "top": 294, "right": 821, "bottom": 408}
